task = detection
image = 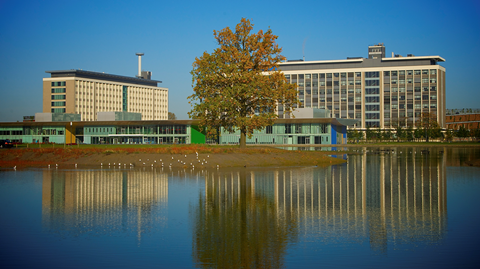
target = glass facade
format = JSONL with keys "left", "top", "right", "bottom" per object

{"left": 282, "top": 66, "right": 443, "bottom": 129}
{"left": 219, "top": 123, "right": 336, "bottom": 145}
{"left": 283, "top": 71, "right": 363, "bottom": 126}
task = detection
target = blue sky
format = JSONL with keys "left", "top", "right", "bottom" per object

{"left": 0, "top": 0, "right": 479, "bottom": 121}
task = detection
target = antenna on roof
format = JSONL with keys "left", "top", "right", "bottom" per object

{"left": 302, "top": 37, "right": 309, "bottom": 61}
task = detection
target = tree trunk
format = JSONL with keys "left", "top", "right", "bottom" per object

{"left": 240, "top": 131, "right": 246, "bottom": 148}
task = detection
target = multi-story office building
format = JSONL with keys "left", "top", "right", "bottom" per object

{"left": 278, "top": 44, "right": 446, "bottom": 129}
{"left": 43, "top": 69, "right": 168, "bottom": 121}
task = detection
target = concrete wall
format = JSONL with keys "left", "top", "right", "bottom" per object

{"left": 35, "top": 113, "right": 52, "bottom": 122}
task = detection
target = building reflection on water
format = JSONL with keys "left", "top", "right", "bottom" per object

{"left": 193, "top": 150, "right": 447, "bottom": 267}
{"left": 42, "top": 169, "right": 168, "bottom": 240}
{"left": 40, "top": 150, "right": 447, "bottom": 267}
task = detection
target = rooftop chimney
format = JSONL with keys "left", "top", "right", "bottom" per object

{"left": 135, "top": 53, "right": 144, "bottom": 77}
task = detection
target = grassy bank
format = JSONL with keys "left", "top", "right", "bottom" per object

{"left": 0, "top": 144, "right": 345, "bottom": 169}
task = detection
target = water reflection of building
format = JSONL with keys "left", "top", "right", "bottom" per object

{"left": 193, "top": 150, "right": 447, "bottom": 266}
{"left": 42, "top": 169, "right": 168, "bottom": 240}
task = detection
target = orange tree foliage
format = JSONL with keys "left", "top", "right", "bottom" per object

{"left": 189, "top": 18, "right": 298, "bottom": 147}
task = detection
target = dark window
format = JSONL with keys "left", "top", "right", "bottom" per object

{"left": 295, "top": 124, "right": 302, "bottom": 134}
{"left": 285, "top": 124, "right": 291, "bottom": 134}
{"left": 266, "top": 125, "right": 273, "bottom": 134}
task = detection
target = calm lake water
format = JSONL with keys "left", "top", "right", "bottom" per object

{"left": 1, "top": 147, "right": 479, "bottom": 268}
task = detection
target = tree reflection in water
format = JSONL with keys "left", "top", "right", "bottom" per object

{"left": 192, "top": 170, "right": 297, "bottom": 268}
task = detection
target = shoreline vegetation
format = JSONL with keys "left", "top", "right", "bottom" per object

{"left": 1, "top": 142, "right": 479, "bottom": 169}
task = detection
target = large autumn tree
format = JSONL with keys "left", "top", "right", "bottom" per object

{"left": 189, "top": 18, "right": 298, "bottom": 147}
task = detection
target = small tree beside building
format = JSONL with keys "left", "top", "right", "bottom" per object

{"left": 415, "top": 112, "right": 441, "bottom": 142}
{"left": 168, "top": 112, "right": 177, "bottom": 120}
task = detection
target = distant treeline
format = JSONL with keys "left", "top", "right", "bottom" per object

{"left": 446, "top": 108, "right": 480, "bottom": 115}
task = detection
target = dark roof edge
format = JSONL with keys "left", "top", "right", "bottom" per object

{"left": 45, "top": 69, "right": 162, "bottom": 84}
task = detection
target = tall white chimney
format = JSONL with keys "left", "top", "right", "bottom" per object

{"left": 135, "top": 53, "right": 144, "bottom": 77}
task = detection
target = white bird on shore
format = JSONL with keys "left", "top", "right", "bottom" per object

{"left": 143, "top": 162, "right": 145, "bottom": 165}
{"left": 75, "top": 164, "right": 77, "bottom": 168}
{"left": 185, "top": 155, "right": 187, "bottom": 158}
{"left": 108, "top": 163, "right": 110, "bottom": 166}
{"left": 207, "top": 155, "right": 209, "bottom": 158}
{"left": 139, "top": 159, "right": 141, "bottom": 161}
{"left": 172, "top": 156, "right": 174, "bottom": 160}
{"left": 160, "top": 159, "right": 162, "bottom": 162}
{"left": 101, "top": 163, "right": 103, "bottom": 166}
{"left": 154, "top": 160, "right": 156, "bottom": 163}
{"left": 13, "top": 166, "right": 16, "bottom": 170}
{"left": 151, "top": 164, "right": 154, "bottom": 167}
{"left": 48, "top": 164, "right": 50, "bottom": 168}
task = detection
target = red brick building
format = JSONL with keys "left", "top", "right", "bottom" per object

{"left": 446, "top": 114, "right": 480, "bottom": 130}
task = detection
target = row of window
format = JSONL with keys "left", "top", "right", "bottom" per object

{"left": 299, "top": 88, "right": 365, "bottom": 95}
{"left": 386, "top": 95, "right": 437, "bottom": 101}
{"left": 0, "top": 130, "right": 23, "bottom": 135}
{"left": 384, "top": 109, "right": 437, "bottom": 119}
{"left": 51, "top": 101, "right": 65, "bottom": 107}
{"left": 386, "top": 86, "right": 437, "bottom": 92}
{"left": 51, "top": 108, "right": 66, "bottom": 113}
{"left": 22, "top": 128, "right": 65, "bottom": 135}
{"left": 84, "top": 125, "right": 188, "bottom": 135}
{"left": 51, "top": 81, "right": 66, "bottom": 86}
{"left": 286, "top": 73, "right": 362, "bottom": 80}
{"left": 387, "top": 78, "right": 437, "bottom": 84}
{"left": 286, "top": 69, "right": 438, "bottom": 81}
{"left": 384, "top": 69, "right": 436, "bottom": 76}
{"left": 51, "top": 88, "right": 66, "bottom": 93}
{"left": 305, "top": 81, "right": 362, "bottom": 87}
{"left": 283, "top": 124, "right": 328, "bottom": 134}
{"left": 385, "top": 103, "right": 437, "bottom": 110}
{"left": 297, "top": 87, "right": 437, "bottom": 100}
{"left": 51, "top": 95, "right": 66, "bottom": 100}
